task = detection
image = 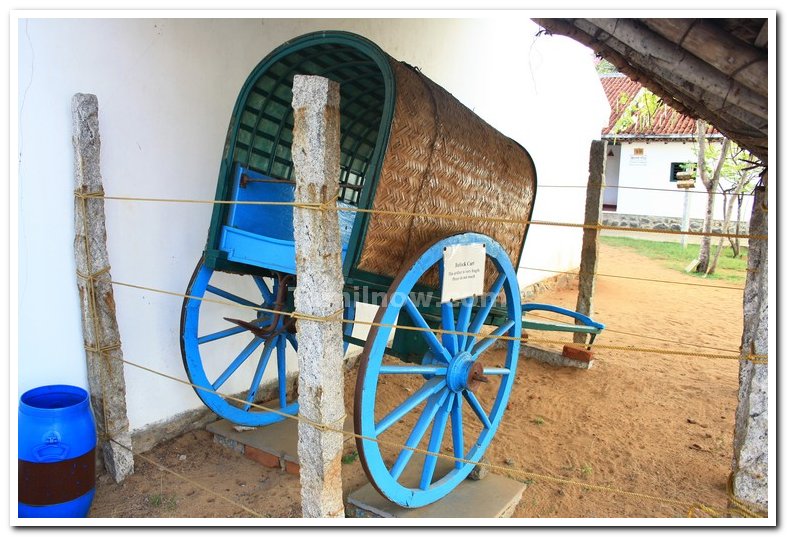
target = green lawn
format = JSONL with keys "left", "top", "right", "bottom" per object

{"left": 600, "top": 236, "right": 748, "bottom": 284}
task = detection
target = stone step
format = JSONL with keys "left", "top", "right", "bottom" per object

{"left": 346, "top": 456, "right": 527, "bottom": 518}
{"left": 207, "top": 416, "right": 353, "bottom": 476}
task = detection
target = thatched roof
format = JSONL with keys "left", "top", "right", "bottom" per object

{"left": 533, "top": 18, "right": 768, "bottom": 162}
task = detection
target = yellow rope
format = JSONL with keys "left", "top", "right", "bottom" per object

{"left": 525, "top": 310, "right": 745, "bottom": 355}
{"left": 104, "top": 351, "right": 757, "bottom": 518}
{"left": 107, "top": 438, "right": 264, "bottom": 518}
{"left": 540, "top": 183, "right": 755, "bottom": 197}
{"left": 109, "top": 279, "right": 767, "bottom": 364}
{"left": 76, "top": 192, "right": 765, "bottom": 241}
{"left": 522, "top": 265, "right": 745, "bottom": 291}
{"left": 72, "top": 183, "right": 767, "bottom": 518}
{"left": 726, "top": 472, "right": 768, "bottom": 518}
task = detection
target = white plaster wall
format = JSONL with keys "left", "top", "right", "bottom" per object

{"left": 17, "top": 17, "right": 607, "bottom": 431}
{"left": 615, "top": 141, "right": 753, "bottom": 221}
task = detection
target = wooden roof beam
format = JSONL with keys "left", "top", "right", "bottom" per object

{"left": 755, "top": 20, "right": 768, "bottom": 47}
{"left": 585, "top": 18, "right": 767, "bottom": 122}
{"left": 641, "top": 18, "right": 767, "bottom": 96}
{"left": 533, "top": 18, "right": 767, "bottom": 162}
{"left": 570, "top": 19, "right": 766, "bottom": 132}
{"left": 643, "top": 66, "right": 767, "bottom": 160}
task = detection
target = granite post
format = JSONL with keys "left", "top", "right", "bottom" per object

{"left": 72, "top": 93, "right": 134, "bottom": 482}
{"left": 291, "top": 75, "right": 346, "bottom": 518}
{"left": 730, "top": 172, "right": 768, "bottom": 514}
{"left": 574, "top": 140, "right": 606, "bottom": 344}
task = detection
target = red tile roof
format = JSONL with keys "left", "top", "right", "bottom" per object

{"left": 600, "top": 74, "right": 719, "bottom": 137}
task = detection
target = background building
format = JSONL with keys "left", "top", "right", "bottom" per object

{"left": 598, "top": 73, "right": 753, "bottom": 230}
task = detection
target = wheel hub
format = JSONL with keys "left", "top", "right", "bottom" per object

{"left": 446, "top": 352, "right": 485, "bottom": 392}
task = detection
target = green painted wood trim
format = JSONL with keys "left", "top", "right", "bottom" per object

{"left": 522, "top": 320, "right": 602, "bottom": 334}
{"left": 203, "top": 31, "right": 396, "bottom": 278}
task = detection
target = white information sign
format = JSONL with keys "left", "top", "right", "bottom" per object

{"left": 441, "top": 243, "right": 486, "bottom": 303}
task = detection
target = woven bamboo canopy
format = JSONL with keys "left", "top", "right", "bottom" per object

{"left": 533, "top": 18, "right": 768, "bottom": 163}
{"left": 206, "top": 32, "right": 536, "bottom": 290}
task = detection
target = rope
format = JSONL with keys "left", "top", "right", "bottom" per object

{"left": 524, "top": 310, "right": 747, "bottom": 355}
{"left": 71, "top": 179, "right": 767, "bottom": 518}
{"left": 76, "top": 192, "right": 766, "bottom": 241}
{"left": 108, "top": 279, "right": 767, "bottom": 364}
{"left": 107, "top": 438, "right": 264, "bottom": 518}
{"left": 522, "top": 265, "right": 745, "bottom": 291}
{"left": 539, "top": 183, "right": 756, "bottom": 197}
{"left": 725, "top": 472, "right": 768, "bottom": 518}
{"left": 103, "top": 351, "right": 757, "bottom": 518}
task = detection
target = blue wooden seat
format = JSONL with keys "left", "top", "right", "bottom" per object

{"left": 219, "top": 164, "right": 351, "bottom": 273}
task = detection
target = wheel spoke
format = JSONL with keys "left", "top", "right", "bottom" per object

{"left": 276, "top": 335, "right": 287, "bottom": 407}
{"left": 205, "top": 285, "right": 260, "bottom": 309}
{"left": 198, "top": 324, "right": 248, "bottom": 345}
{"left": 420, "top": 393, "right": 455, "bottom": 490}
{"left": 451, "top": 394, "right": 464, "bottom": 469}
{"left": 390, "top": 389, "right": 450, "bottom": 480}
{"left": 470, "top": 319, "right": 516, "bottom": 357}
{"left": 463, "top": 390, "right": 492, "bottom": 429}
{"left": 439, "top": 261, "right": 459, "bottom": 356}
{"left": 198, "top": 317, "right": 271, "bottom": 345}
{"left": 441, "top": 301, "right": 459, "bottom": 356}
{"left": 211, "top": 336, "right": 264, "bottom": 391}
{"left": 465, "top": 273, "right": 507, "bottom": 350}
{"left": 375, "top": 377, "right": 447, "bottom": 436}
{"left": 403, "top": 296, "right": 452, "bottom": 363}
{"left": 252, "top": 276, "right": 274, "bottom": 304}
{"left": 379, "top": 365, "right": 448, "bottom": 376}
{"left": 456, "top": 297, "right": 474, "bottom": 352}
{"left": 482, "top": 367, "right": 511, "bottom": 376}
{"left": 243, "top": 340, "right": 276, "bottom": 411}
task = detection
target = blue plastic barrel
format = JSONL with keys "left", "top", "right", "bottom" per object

{"left": 18, "top": 385, "right": 97, "bottom": 518}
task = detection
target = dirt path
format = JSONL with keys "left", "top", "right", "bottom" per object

{"left": 487, "top": 243, "right": 743, "bottom": 518}
{"left": 89, "top": 243, "right": 745, "bottom": 519}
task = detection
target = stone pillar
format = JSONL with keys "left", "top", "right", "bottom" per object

{"left": 291, "top": 75, "right": 346, "bottom": 518}
{"left": 730, "top": 172, "right": 768, "bottom": 514}
{"left": 574, "top": 140, "right": 606, "bottom": 344}
{"left": 72, "top": 93, "right": 134, "bottom": 482}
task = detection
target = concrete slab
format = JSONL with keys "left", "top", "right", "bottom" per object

{"left": 346, "top": 457, "right": 526, "bottom": 518}
{"left": 207, "top": 414, "right": 353, "bottom": 470}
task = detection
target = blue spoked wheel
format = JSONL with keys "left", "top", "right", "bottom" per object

{"left": 181, "top": 257, "right": 356, "bottom": 427}
{"left": 354, "top": 233, "right": 522, "bottom": 508}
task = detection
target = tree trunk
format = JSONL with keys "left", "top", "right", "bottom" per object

{"left": 694, "top": 120, "right": 730, "bottom": 274}
{"left": 707, "top": 187, "right": 741, "bottom": 275}
{"left": 731, "top": 194, "right": 744, "bottom": 258}
{"left": 696, "top": 189, "right": 717, "bottom": 273}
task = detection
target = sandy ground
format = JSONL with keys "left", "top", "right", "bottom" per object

{"left": 88, "top": 242, "right": 745, "bottom": 519}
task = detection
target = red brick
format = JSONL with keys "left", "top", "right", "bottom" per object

{"left": 562, "top": 344, "right": 594, "bottom": 363}
{"left": 284, "top": 460, "right": 300, "bottom": 476}
{"left": 245, "top": 446, "right": 280, "bottom": 468}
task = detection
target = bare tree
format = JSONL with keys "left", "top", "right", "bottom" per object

{"left": 695, "top": 119, "right": 730, "bottom": 274}
{"left": 707, "top": 176, "right": 748, "bottom": 275}
{"left": 730, "top": 191, "right": 746, "bottom": 258}
{"left": 706, "top": 146, "right": 763, "bottom": 273}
